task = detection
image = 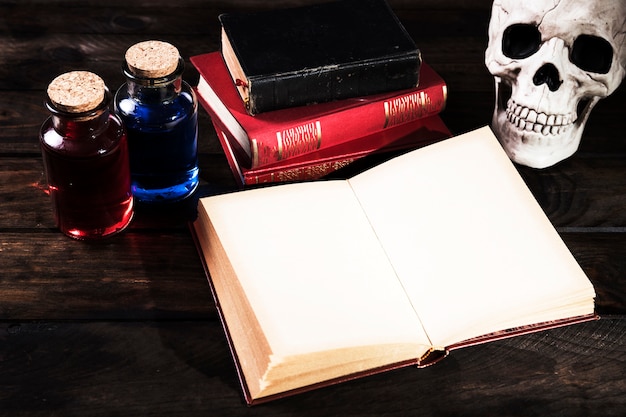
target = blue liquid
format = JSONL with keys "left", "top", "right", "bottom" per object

{"left": 115, "top": 85, "right": 199, "bottom": 203}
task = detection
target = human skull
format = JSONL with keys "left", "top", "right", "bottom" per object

{"left": 485, "top": 0, "right": 626, "bottom": 168}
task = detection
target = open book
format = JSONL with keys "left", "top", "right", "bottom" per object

{"left": 192, "top": 126, "right": 596, "bottom": 404}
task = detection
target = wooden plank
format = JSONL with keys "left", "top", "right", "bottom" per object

{"left": 0, "top": 153, "right": 236, "bottom": 232}
{"left": 0, "top": 92, "right": 222, "bottom": 154}
{"left": 0, "top": 5, "right": 222, "bottom": 36}
{"left": 5, "top": 87, "right": 623, "bottom": 154}
{"left": 0, "top": 4, "right": 496, "bottom": 91}
{"left": 0, "top": 317, "right": 624, "bottom": 415}
{"left": 562, "top": 233, "right": 626, "bottom": 315}
{"left": 3, "top": 151, "right": 626, "bottom": 229}
{"left": 0, "top": 5, "right": 492, "bottom": 37}
{"left": 0, "top": 0, "right": 495, "bottom": 11}
{"left": 0, "top": 36, "right": 495, "bottom": 91}
{"left": 0, "top": 231, "right": 624, "bottom": 320}
{"left": 0, "top": 232, "right": 215, "bottom": 320}
{"left": 0, "top": 35, "right": 210, "bottom": 91}
{"left": 518, "top": 157, "right": 626, "bottom": 228}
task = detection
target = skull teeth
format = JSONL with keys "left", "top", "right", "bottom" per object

{"left": 506, "top": 101, "right": 577, "bottom": 136}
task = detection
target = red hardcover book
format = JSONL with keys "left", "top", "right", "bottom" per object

{"left": 190, "top": 51, "right": 447, "bottom": 169}
{"left": 208, "top": 110, "right": 451, "bottom": 187}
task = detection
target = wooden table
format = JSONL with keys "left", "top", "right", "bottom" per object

{"left": 2, "top": 1, "right": 626, "bottom": 415}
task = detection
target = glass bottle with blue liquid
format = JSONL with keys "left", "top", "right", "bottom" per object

{"left": 115, "top": 40, "right": 199, "bottom": 203}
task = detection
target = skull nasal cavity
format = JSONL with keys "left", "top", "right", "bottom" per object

{"left": 533, "top": 64, "right": 562, "bottom": 91}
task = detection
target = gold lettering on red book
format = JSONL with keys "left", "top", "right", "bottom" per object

{"left": 276, "top": 121, "right": 322, "bottom": 160}
{"left": 383, "top": 91, "right": 440, "bottom": 128}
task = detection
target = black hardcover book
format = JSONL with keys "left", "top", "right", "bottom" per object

{"left": 219, "top": 0, "right": 421, "bottom": 115}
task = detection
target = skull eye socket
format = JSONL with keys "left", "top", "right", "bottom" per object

{"left": 502, "top": 24, "right": 541, "bottom": 59}
{"left": 571, "top": 35, "right": 613, "bottom": 74}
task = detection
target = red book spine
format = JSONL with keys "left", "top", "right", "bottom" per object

{"left": 250, "top": 77, "right": 447, "bottom": 168}
{"left": 244, "top": 116, "right": 452, "bottom": 185}
{"left": 211, "top": 117, "right": 355, "bottom": 187}
{"left": 191, "top": 52, "right": 447, "bottom": 169}
{"left": 206, "top": 100, "right": 452, "bottom": 187}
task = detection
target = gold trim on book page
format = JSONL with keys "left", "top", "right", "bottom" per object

{"left": 275, "top": 131, "right": 284, "bottom": 161}
{"left": 315, "top": 120, "right": 322, "bottom": 149}
{"left": 251, "top": 139, "right": 259, "bottom": 168}
{"left": 220, "top": 27, "right": 250, "bottom": 106}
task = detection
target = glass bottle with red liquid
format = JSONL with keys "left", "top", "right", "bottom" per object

{"left": 39, "top": 71, "right": 134, "bottom": 240}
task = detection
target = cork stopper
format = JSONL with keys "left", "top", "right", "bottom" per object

{"left": 125, "top": 40, "right": 180, "bottom": 78}
{"left": 47, "top": 71, "right": 106, "bottom": 113}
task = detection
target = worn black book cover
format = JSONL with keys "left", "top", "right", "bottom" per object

{"left": 219, "top": 0, "right": 421, "bottom": 115}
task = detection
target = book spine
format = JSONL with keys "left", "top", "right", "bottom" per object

{"left": 213, "top": 126, "right": 245, "bottom": 188}
{"left": 250, "top": 82, "right": 447, "bottom": 168}
{"left": 248, "top": 54, "right": 420, "bottom": 115}
{"left": 210, "top": 117, "right": 353, "bottom": 186}
{"left": 211, "top": 114, "right": 452, "bottom": 188}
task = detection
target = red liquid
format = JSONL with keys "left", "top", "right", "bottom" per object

{"left": 40, "top": 114, "right": 134, "bottom": 240}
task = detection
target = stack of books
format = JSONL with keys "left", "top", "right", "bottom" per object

{"left": 192, "top": 0, "right": 450, "bottom": 187}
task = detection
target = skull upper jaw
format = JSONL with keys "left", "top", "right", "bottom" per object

{"left": 491, "top": 77, "right": 599, "bottom": 169}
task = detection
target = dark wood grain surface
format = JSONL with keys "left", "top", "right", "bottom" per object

{"left": 1, "top": 1, "right": 625, "bottom": 415}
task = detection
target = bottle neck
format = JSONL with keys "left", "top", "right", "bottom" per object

{"left": 46, "top": 90, "right": 112, "bottom": 140}
{"left": 122, "top": 58, "right": 184, "bottom": 103}
{"left": 125, "top": 76, "right": 182, "bottom": 103}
